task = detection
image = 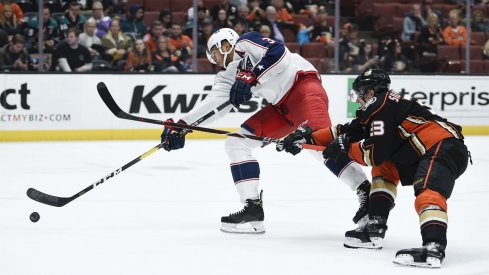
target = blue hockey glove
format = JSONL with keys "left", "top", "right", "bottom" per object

{"left": 323, "top": 134, "right": 351, "bottom": 162}
{"left": 160, "top": 118, "right": 189, "bottom": 151}
{"left": 230, "top": 69, "right": 256, "bottom": 108}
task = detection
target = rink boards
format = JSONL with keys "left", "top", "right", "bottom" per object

{"left": 1, "top": 74, "right": 488, "bottom": 141}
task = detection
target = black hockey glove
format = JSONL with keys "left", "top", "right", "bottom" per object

{"left": 230, "top": 69, "right": 256, "bottom": 108}
{"left": 323, "top": 134, "right": 351, "bottom": 162}
{"left": 337, "top": 118, "right": 366, "bottom": 142}
{"left": 160, "top": 118, "right": 189, "bottom": 151}
{"left": 277, "top": 126, "right": 314, "bottom": 156}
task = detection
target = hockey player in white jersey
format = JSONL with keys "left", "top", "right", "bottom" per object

{"left": 160, "top": 28, "right": 370, "bottom": 233}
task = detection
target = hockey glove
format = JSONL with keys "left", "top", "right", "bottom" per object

{"left": 230, "top": 69, "right": 256, "bottom": 108}
{"left": 323, "top": 134, "right": 351, "bottom": 162}
{"left": 337, "top": 118, "right": 366, "bottom": 142}
{"left": 277, "top": 126, "right": 314, "bottom": 156}
{"left": 160, "top": 118, "right": 189, "bottom": 151}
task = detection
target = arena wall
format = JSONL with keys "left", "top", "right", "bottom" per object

{"left": 1, "top": 74, "right": 488, "bottom": 141}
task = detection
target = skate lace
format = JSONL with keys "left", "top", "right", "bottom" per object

{"left": 357, "top": 188, "right": 368, "bottom": 208}
{"left": 229, "top": 207, "right": 247, "bottom": 216}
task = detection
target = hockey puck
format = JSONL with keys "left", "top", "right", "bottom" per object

{"left": 30, "top": 212, "right": 40, "bottom": 223}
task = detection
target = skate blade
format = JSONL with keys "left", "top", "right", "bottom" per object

{"left": 343, "top": 237, "right": 383, "bottom": 250}
{"left": 393, "top": 254, "right": 442, "bottom": 268}
{"left": 220, "top": 221, "right": 265, "bottom": 234}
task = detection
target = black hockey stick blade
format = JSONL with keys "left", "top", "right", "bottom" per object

{"left": 27, "top": 188, "right": 72, "bottom": 207}
{"left": 97, "top": 82, "right": 128, "bottom": 119}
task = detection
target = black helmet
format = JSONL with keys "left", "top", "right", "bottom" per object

{"left": 352, "top": 69, "right": 391, "bottom": 100}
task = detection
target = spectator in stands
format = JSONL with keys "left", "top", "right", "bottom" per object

{"left": 230, "top": 0, "right": 247, "bottom": 8}
{"left": 121, "top": 4, "right": 147, "bottom": 39}
{"left": 211, "top": 0, "right": 238, "bottom": 23}
{"left": 339, "top": 23, "right": 360, "bottom": 72}
{"left": 152, "top": 36, "right": 183, "bottom": 73}
{"left": 25, "top": 5, "right": 60, "bottom": 54}
{"left": 213, "top": 9, "right": 233, "bottom": 29}
{"left": 297, "top": 23, "right": 313, "bottom": 46}
{"left": 236, "top": 5, "right": 257, "bottom": 33}
{"left": 0, "top": 0, "right": 23, "bottom": 23}
{"left": 184, "top": 5, "right": 210, "bottom": 37}
{"left": 92, "top": 1, "right": 111, "bottom": 38}
{"left": 352, "top": 41, "right": 379, "bottom": 73}
{"left": 261, "top": 6, "right": 285, "bottom": 43}
{"left": 0, "top": 29, "right": 8, "bottom": 47}
{"left": 311, "top": 9, "right": 333, "bottom": 45}
{"left": 416, "top": 12, "right": 444, "bottom": 72}
{"left": 52, "top": 28, "right": 92, "bottom": 72}
{"left": 443, "top": 9, "right": 467, "bottom": 46}
{"left": 471, "top": 9, "right": 489, "bottom": 33}
{"left": 101, "top": 18, "right": 133, "bottom": 66}
{"left": 58, "top": 1, "right": 87, "bottom": 35}
{"left": 168, "top": 24, "right": 192, "bottom": 57}
{"left": 272, "top": 0, "right": 294, "bottom": 24}
{"left": 0, "top": 4, "right": 21, "bottom": 37}
{"left": 401, "top": 4, "right": 427, "bottom": 42}
{"left": 159, "top": 10, "right": 173, "bottom": 31}
{"left": 0, "top": 34, "right": 28, "bottom": 71}
{"left": 259, "top": 24, "right": 271, "bottom": 38}
{"left": 79, "top": 18, "right": 103, "bottom": 59}
{"left": 144, "top": 20, "right": 165, "bottom": 54}
{"left": 233, "top": 21, "right": 245, "bottom": 35}
{"left": 197, "top": 19, "right": 214, "bottom": 56}
{"left": 380, "top": 39, "right": 411, "bottom": 73}
{"left": 125, "top": 38, "right": 152, "bottom": 72}
{"left": 247, "top": 0, "right": 265, "bottom": 26}
{"left": 421, "top": 0, "right": 443, "bottom": 27}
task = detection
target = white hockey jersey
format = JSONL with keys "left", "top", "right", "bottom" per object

{"left": 180, "top": 31, "right": 318, "bottom": 125}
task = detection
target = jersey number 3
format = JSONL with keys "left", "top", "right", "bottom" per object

{"left": 370, "top": 120, "right": 385, "bottom": 136}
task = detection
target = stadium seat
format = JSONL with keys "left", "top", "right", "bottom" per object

{"left": 145, "top": 0, "right": 171, "bottom": 11}
{"left": 393, "top": 17, "right": 405, "bottom": 36}
{"left": 171, "top": 0, "right": 192, "bottom": 12}
{"left": 396, "top": 4, "right": 412, "bottom": 17}
{"left": 437, "top": 45, "right": 460, "bottom": 61}
{"left": 326, "top": 44, "right": 335, "bottom": 58}
{"left": 282, "top": 28, "right": 296, "bottom": 43}
{"left": 285, "top": 42, "right": 300, "bottom": 54}
{"left": 302, "top": 43, "right": 326, "bottom": 58}
{"left": 128, "top": 0, "right": 145, "bottom": 7}
{"left": 484, "top": 60, "right": 489, "bottom": 73}
{"left": 373, "top": 3, "right": 397, "bottom": 37}
{"left": 441, "top": 60, "right": 462, "bottom": 73}
{"left": 461, "top": 60, "right": 484, "bottom": 73}
{"left": 471, "top": 32, "right": 486, "bottom": 46}
{"left": 195, "top": 58, "right": 215, "bottom": 73}
{"left": 204, "top": 0, "right": 221, "bottom": 8}
{"left": 143, "top": 11, "right": 160, "bottom": 28}
{"left": 292, "top": 14, "right": 313, "bottom": 26}
{"left": 460, "top": 46, "right": 484, "bottom": 60}
{"left": 172, "top": 11, "right": 187, "bottom": 26}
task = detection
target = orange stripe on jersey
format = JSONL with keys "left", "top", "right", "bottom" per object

{"left": 400, "top": 119, "right": 456, "bottom": 151}
{"left": 423, "top": 140, "right": 442, "bottom": 189}
{"left": 312, "top": 127, "right": 335, "bottom": 146}
{"left": 415, "top": 189, "right": 448, "bottom": 213}
{"left": 348, "top": 141, "right": 368, "bottom": 166}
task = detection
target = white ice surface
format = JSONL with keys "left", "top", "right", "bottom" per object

{"left": 1, "top": 137, "right": 488, "bottom": 275}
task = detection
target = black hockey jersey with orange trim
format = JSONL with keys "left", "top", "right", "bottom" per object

{"left": 347, "top": 90, "right": 464, "bottom": 167}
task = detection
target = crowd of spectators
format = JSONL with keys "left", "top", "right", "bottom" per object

{"left": 0, "top": 0, "right": 488, "bottom": 73}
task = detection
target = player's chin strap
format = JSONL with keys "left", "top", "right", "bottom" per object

{"left": 220, "top": 45, "right": 235, "bottom": 69}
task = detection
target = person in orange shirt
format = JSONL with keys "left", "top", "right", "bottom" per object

{"left": 272, "top": 0, "right": 293, "bottom": 23}
{"left": 168, "top": 24, "right": 192, "bottom": 54}
{"left": 125, "top": 38, "right": 152, "bottom": 72}
{"left": 0, "top": 0, "right": 23, "bottom": 23}
{"left": 443, "top": 10, "right": 466, "bottom": 46}
{"left": 143, "top": 20, "right": 165, "bottom": 53}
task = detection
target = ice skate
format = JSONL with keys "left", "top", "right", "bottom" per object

{"left": 220, "top": 192, "right": 265, "bottom": 234}
{"left": 393, "top": 242, "right": 445, "bottom": 268}
{"left": 352, "top": 180, "right": 370, "bottom": 224}
{"left": 344, "top": 216, "right": 387, "bottom": 249}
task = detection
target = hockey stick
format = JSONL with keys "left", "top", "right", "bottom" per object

{"left": 26, "top": 93, "right": 232, "bottom": 207}
{"left": 96, "top": 82, "right": 324, "bottom": 151}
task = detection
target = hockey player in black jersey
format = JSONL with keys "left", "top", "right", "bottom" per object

{"left": 281, "top": 69, "right": 469, "bottom": 268}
